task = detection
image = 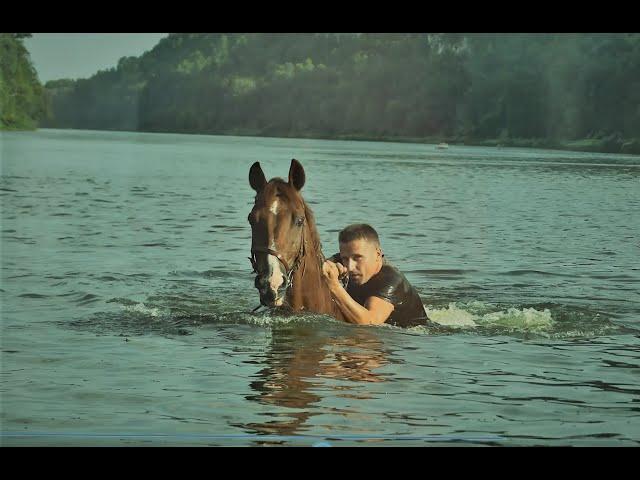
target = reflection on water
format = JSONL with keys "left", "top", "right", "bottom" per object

{"left": 238, "top": 325, "right": 390, "bottom": 441}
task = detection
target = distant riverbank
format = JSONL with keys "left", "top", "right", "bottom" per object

{"left": 0, "top": 122, "right": 38, "bottom": 132}
{"left": 326, "top": 133, "right": 640, "bottom": 155}
{"left": 113, "top": 125, "right": 640, "bottom": 156}
{"left": 21, "top": 125, "right": 640, "bottom": 156}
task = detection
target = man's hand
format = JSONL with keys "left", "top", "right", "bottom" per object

{"left": 323, "top": 260, "right": 347, "bottom": 287}
{"left": 336, "top": 261, "right": 348, "bottom": 279}
{"left": 322, "top": 260, "right": 342, "bottom": 286}
{"left": 322, "top": 260, "right": 393, "bottom": 325}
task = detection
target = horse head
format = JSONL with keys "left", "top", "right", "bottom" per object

{"left": 248, "top": 159, "right": 308, "bottom": 308}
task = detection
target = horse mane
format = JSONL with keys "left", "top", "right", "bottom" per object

{"left": 302, "top": 201, "right": 323, "bottom": 259}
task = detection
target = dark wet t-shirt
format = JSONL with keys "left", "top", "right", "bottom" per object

{"left": 333, "top": 257, "right": 428, "bottom": 328}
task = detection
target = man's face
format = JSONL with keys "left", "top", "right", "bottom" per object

{"left": 339, "top": 238, "right": 382, "bottom": 286}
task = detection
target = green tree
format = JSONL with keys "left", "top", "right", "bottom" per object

{"left": 1, "top": 33, "right": 48, "bottom": 130}
{"left": 41, "top": 33, "right": 640, "bottom": 153}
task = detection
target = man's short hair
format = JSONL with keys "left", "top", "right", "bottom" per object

{"left": 338, "top": 224, "right": 380, "bottom": 246}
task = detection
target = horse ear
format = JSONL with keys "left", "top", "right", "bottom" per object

{"left": 249, "top": 162, "right": 267, "bottom": 192}
{"left": 288, "top": 159, "right": 305, "bottom": 191}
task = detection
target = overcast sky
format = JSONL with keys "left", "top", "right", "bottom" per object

{"left": 24, "top": 33, "right": 168, "bottom": 83}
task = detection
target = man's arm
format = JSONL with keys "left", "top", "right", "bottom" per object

{"left": 322, "top": 261, "right": 394, "bottom": 325}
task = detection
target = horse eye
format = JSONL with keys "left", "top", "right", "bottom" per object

{"left": 295, "top": 216, "right": 305, "bottom": 227}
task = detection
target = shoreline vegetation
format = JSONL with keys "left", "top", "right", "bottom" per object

{"left": 3, "top": 33, "right": 640, "bottom": 156}
{"left": 32, "top": 126, "right": 640, "bottom": 156}
{"left": 192, "top": 129, "right": 640, "bottom": 155}
{"left": 0, "top": 34, "right": 47, "bottom": 131}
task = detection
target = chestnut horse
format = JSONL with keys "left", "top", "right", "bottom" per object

{"left": 248, "top": 159, "right": 344, "bottom": 320}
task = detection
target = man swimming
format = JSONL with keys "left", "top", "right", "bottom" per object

{"left": 322, "top": 224, "right": 428, "bottom": 328}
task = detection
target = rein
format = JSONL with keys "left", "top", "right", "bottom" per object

{"left": 249, "top": 227, "right": 307, "bottom": 294}
{"left": 249, "top": 228, "right": 350, "bottom": 314}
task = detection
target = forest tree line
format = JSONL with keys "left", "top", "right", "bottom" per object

{"left": 37, "top": 34, "right": 640, "bottom": 153}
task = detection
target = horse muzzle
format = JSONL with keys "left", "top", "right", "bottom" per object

{"left": 255, "top": 274, "right": 287, "bottom": 307}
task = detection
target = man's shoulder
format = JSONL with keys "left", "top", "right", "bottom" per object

{"left": 376, "top": 262, "right": 404, "bottom": 286}
{"left": 361, "top": 263, "right": 405, "bottom": 297}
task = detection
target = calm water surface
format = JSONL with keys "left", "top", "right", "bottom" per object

{"left": 1, "top": 129, "right": 639, "bottom": 446}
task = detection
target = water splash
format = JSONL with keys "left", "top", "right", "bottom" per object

{"left": 426, "top": 303, "right": 479, "bottom": 328}
{"left": 420, "top": 301, "right": 629, "bottom": 338}
{"left": 478, "top": 306, "right": 554, "bottom": 332}
{"left": 425, "top": 302, "right": 555, "bottom": 333}
{"left": 123, "top": 303, "right": 167, "bottom": 319}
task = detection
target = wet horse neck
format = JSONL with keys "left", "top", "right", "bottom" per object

{"left": 286, "top": 247, "right": 342, "bottom": 319}
{"left": 287, "top": 250, "right": 330, "bottom": 311}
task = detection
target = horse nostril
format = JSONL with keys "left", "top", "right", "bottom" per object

{"left": 256, "top": 277, "right": 277, "bottom": 302}
{"left": 261, "top": 289, "right": 275, "bottom": 304}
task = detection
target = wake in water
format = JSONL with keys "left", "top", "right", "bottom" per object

{"left": 65, "top": 292, "right": 633, "bottom": 340}
{"left": 419, "top": 301, "right": 631, "bottom": 339}
{"left": 424, "top": 302, "right": 553, "bottom": 331}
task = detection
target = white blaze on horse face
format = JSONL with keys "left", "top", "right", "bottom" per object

{"left": 267, "top": 254, "right": 285, "bottom": 296}
{"left": 264, "top": 199, "right": 284, "bottom": 305}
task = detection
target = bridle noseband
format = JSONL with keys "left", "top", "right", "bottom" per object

{"left": 249, "top": 227, "right": 306, "bottom": 293}
{"left": 250, "top": 247, "right": 294, "bottom": 273}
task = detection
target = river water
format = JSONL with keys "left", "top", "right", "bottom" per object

{"left": 1, "top": 129, "right": 639, "bottom": 446}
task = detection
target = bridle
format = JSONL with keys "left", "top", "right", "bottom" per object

{"left": 248, "top": 220, "right": 348, "bottom": 313}
{"left": 249, "top": 226, "right": 307, "bottom": 293}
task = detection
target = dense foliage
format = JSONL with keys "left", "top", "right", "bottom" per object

{"left": 42, "top": 33, "right": 640, "bottom": 153}
{"left": 1, "top": 33, "right": 48, "bottom": 130}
